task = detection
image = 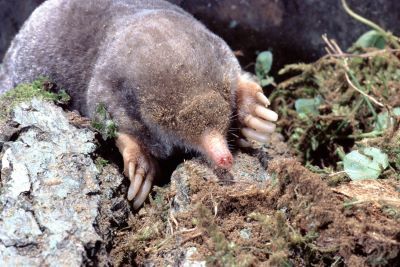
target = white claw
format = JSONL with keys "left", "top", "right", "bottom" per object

{"left": 255, "top": 105, "right": 278, "bottom": 122}
{"left": 133, "top": 177, "right": 153, "bottom": 209}
{"left": 241, "top": 127, "right": 269, "bottom": 143}
{"left": 127, "top": 163, "right": 136, "bottom": 200}
{"left": 129, "top": 173, "right": 144, "bottom": 200}
{"left": 127, "top": 184, "right": 135, "bottom": 201}
{"left": 238, "top": 138, "right": 252, "bottom": 148}
{"left": 256, "top": 92, "right": 270, "bottom": 106}
{"left": 128, "top": 162, "right": 135, "bottom": 179}
{"left": 245, "top": 115, "right": 276, "bottom": 133}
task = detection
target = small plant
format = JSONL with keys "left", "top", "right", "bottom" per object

{"left": 273, "top": 35, "right": 400, "bottom": 173}
{"left": 343, "top": 147, "right": 389, "bottom": 180}
{"left": 255, "top": 51, "right": 275, "bottom": 87}
{"left": 91, "top": 103, "right": 118, "bottom": 140}
{"left": 95, "top": 157, "right": 109, "bottom": 172}
{"left": 342, "top": 0, "right": 400, "bottom": 49}
{"left": 272, "top": 0, "right": 400, "bottom": 178}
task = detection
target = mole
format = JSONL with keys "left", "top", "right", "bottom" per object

{"left": 0, "top": 0, "right": 278, "bottom": 209}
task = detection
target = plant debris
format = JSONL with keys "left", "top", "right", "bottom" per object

{"left": 271, "top": 42, "right": 400, "bottom": 178}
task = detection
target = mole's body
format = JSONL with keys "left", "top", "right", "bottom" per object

{"left": 0, "top": 0, "right": 278, "bottom": 208}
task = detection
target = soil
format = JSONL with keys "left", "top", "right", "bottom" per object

{"left": 111, "top": 156, "right": 399, "bottom": 266}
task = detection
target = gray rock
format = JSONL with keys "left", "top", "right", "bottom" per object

{"left": 239, "top": 228, "right": 252, "bottom": 240}
{"left": 181, "top": 247, "right": 206, "bottom": 267}
{"left": 0, "top": 99, "right": 129, "bottom": 266}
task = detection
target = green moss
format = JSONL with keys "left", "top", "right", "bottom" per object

{"left": 275, "top": 47, "right": 400, "bottom": 173}
{"left": 195, "top": 205, "right": 254, "bottom": 267}
{"left": 0, "top": 78, "right": 70, "bottom": 123}
{"left": 247, "top": 211, "right": 323, "bottom": 266}
{"left": 91, "top": 103, "right": 118, "bottom": 140}
{"left": 134, "top": 223, "right": 163, "bottom": 242}
{"left": 95, "top": 157, "right": 109, "bottom": 172}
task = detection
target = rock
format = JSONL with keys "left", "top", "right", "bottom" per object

{"left": 239, "top": 228, "right": 252, "bottom": 240}
{"left": 0, "top": 99, "right": 131, "bottom": 266}
{"left": 181, "top": 247, "right": 206, "bottom": 267}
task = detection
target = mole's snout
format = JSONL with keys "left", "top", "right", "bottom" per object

{"left": 217, "top": 154, "right": 233, "bottom": 169}
{"left": 200, "top": 130, "right": 233, "bottom": 170}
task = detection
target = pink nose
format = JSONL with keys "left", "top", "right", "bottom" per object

{"left": 200, "top": 130, "right": 234, "bottom": 170}
{"left": 217, "top": 155, "right": 233, "bottom": 169}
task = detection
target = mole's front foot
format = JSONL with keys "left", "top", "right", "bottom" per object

{"left": 236, "top": 73, "right": 278, "bottom": 146}
{"left": 115, "top": 133, "right": 157, "bottom": 209}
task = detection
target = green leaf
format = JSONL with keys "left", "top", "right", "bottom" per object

{"left": 294, "top": 96, "right": 323, "bottom": 116}
{"left": 374, "top": 107, "right": 400, "bottom": 132}
{"left": 343, "top": 147, "right": 389, "bottom": 180}
{"left": 255, "top": 51, "right": 273, "bottom": 81}
{"left": 355, "top": 30, "right": 386, "bottom": 49}
{"left": 260, "top": 76, "right": 275, "bottom": 87}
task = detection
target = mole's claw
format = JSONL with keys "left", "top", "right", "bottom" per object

{"left": 245, "top": 115, "right": 276, "bottom": 133}
{"left": 128, "top": 162, "right": 136, "bottom": 179}
{"left": 116, "top": 133, "right": 156, "bottom": 208}
{"left": 255, "top": 105, "right": 278, "bottom": 122}
{"left": 237, "top": 138, "right": 251, "bottom": 148}
{"left": 127, "top": 169, "right": 144, "bottom": 201}
{"left": 133, "top": 173, "right": 154, "bottom": 209}
{"left": 241, "top": 127, "right": 269, "bottom": 143}
{"left": 256, "top": 91, "right": 270, "bottom": 106}
{"left": 127, "top": 162, "right": 136, "bottom": 200}
{"left": 236, "top": 73, "right": 278, "bottom": 144}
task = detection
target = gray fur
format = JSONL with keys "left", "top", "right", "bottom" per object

{"left": 0, "top": 0, "right": 241, "bottom": 158}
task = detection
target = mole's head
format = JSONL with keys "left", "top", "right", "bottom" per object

{"left": 117, "top": 11, "right": 242, "bottom": 169}
{"left": 175, "top": 90, "right": 233, "bottom": 169}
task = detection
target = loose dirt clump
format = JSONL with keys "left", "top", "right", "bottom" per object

{"left": 269, "top": 158, "right": 400, "bottom": 266}
{"left": 110, "top": 154, "right": 399, "bottom": 266}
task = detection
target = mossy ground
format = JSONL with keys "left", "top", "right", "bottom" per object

{"left": 271, "top": 48, "right": 400, "bottom": 172}
{"left": 109, "top": 45, "right": 400, "bottom": 266}
{"left": 111, "top": 155, "right": 399, "bottom": 266}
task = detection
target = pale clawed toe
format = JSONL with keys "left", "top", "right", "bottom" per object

{"left": 116, "top": 133, "right": 157, "bottom": 209}
{"left": 237, "top": 74, "right": 278, "bottom": 145}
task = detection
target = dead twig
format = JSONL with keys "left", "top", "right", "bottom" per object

{"left": 322, "top": 35, "right": 385, "bottom": 108}
{"left": 180, "top": 231, "right": 203, "bottom": 245}
{"left": 344, "top": 74, "right": 384, "bottom": 107}
{"left": 167, "top": 218, "right": 174, "bottom": 235}
{"left": 329, "top": 49, "right": 400, "bottom": 58}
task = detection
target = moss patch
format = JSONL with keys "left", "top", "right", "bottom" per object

{"left": 91, "top": 103, "right": 118, "bottom": 140}
{"left": 0, "top": 78, "right": 70, "bottom": 123}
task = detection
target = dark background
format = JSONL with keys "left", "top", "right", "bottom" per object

{"left": 1, "top": 0, "right": 399, "bottom": 72}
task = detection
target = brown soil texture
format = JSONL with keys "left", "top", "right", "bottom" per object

{"left": 110, "top": 138, "right": 400, "bottom": 266}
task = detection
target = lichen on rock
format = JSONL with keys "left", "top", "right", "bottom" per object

{"left": 0, "top": 98, "right": 130, "bottom": 266}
